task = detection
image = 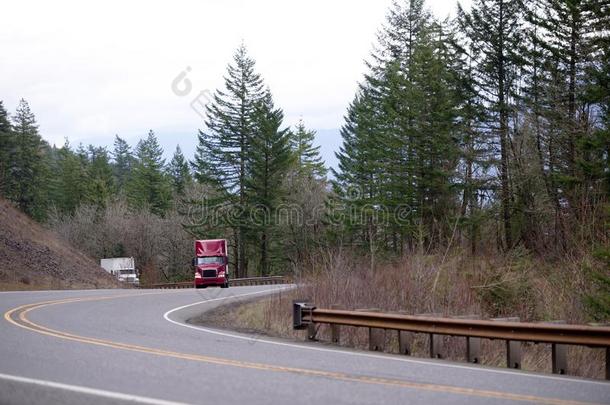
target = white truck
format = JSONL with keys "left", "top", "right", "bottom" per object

{"left": 100, "top": 257, "right": 139, "bottom": 285}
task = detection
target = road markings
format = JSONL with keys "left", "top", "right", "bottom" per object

{"left": 2, "top": 290, "right": 605, "bottom": 405}
{"left": 0, "top": 372, "right": 188, "bottom": 405}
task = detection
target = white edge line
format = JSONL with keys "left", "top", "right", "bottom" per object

{"left": 0, "top": 288, "right": 138, "bottom": 294}
{"left": 163, "top": 286, "right": 610, "bottom": 387}
{"left": 0, "top": 372, "right": 188, "bottom": 405}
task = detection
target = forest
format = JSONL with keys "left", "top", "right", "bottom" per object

{"left": 0, "top": 0, "right": 608, "bottom": 318}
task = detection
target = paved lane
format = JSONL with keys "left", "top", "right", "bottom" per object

{"left": 1, "top": 287, "right": 608, "bottom": 404}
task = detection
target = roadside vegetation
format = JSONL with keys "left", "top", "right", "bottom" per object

{"left": 199, "top": 248, "right": 608, "bottom": 379}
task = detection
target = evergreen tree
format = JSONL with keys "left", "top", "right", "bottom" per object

{"left": 527, "top": 0, "right": 609, "bottom": 209}
{"left": 86, "top": 145, "right": 115, "bottom": 207}
{"left": 191, "top": 44, "right": 266, "bottom": 277}
{"left": 449, "top": 22, "right": 495, "bottom": 254}
{"left": 405, "top": 25, "right": 461, "bottom": 245}
{"left": 52, "top": 140, "right": 89, "bottom": 214}
{"left": 7, "top": 99, "right": 48, "bottom": 220}
{"left": 0, "top": 101, "right": 13, "bottom": 196}
{"left": 246, "top": 93, "right": 294, "bottom": 275}
{"left": 112, "top": 135, "right": 133, "bottom": 192}
{"left": 332, "top": 87, "right": 386, "bottom": 250}
{"left": 128, "top": 130, "right": 171, "bottom": 215}
{"left": 458, "top": 0, "right": 525, "bottom": 248}
{"left": 334, "top": 4, "right": 462, "bottom": 253}
{"left": 290, "top": 119, "right": 326, "bottom": 179}
{"left": 372, "top": 0, "right": 432, "bottom": 74}
{"left": 168, "top": 145, "right": 192, "bottom": 195}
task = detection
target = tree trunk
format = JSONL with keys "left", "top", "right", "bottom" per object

{"left": 498, "top": 1, "right": 512, "bottom": 249}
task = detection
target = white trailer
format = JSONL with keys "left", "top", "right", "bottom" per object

{"left": 100, "top": 257, "right": 139, "bottom": 285}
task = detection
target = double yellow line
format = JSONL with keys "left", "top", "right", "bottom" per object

{"left": 2, "top": 293, "right": 601, "bottom": 405}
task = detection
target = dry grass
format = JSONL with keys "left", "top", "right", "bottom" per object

{"left": 197, "top": 248, "right": 607, "bottom": 379}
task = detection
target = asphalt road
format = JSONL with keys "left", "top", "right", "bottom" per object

{"left": 1, "top": 286, "right": 609, "bottom": 405}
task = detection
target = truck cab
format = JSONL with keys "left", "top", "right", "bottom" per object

{"left": 100, "top": 257, "right": 139, "bottom": 285}
{"left": 193, "top": 239, "right": 229, "bottom": 288}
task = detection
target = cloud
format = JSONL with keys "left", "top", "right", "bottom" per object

{"left": 1, "top": 0, "right": 469, "bottom": 165}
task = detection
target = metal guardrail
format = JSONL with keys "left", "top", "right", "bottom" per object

{"left": 145, "top": 276, "right": 287, "bottom": 289}
{"left": 230, "top": 276, "right": 287, "bottom": 286}
{"left": 145, "top": 281, "right": 193, "bottom": 289}
{"left": 293, "top": 302, "right": 610, "bottom": 379}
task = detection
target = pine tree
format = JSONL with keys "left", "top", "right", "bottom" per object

{"left": 334, "top": 3, "right": 464, "bottom": 253}
{"left": 86, "top": 145, "right": 115, "bottom": 207}
{"left": 332, "top": 86, "right": 387, "bottom": 256}
{"left": 52, "top": 140, "right": 89, "bottom": 214}
{"left": 112, "top": 135, "right": 133, "bottom": 193}
{"left": 0, "top": 101, "right": 13, "bottom": 196}
{"left": 449, "top": 22, "right": 495, "bottom": 254}
{"left": 246, "top": 93, "right": 294, "bottom": 275}
{"left": 290, "top": 119, "right": 326, "bottom": 179}
{"left": 458, "top": 0, "right": 525, "bottom": 248}
{"left": 191, "top": 44, "right": 266, "bottom": 277}
{"left": 527, "top": 0, "right": 609, "bottom": 210}
{"left": 8, "top": 99, "right": 48, "bottom": 220}
{"left": 128, "top": 130, "right": 171, "bottom": 215}
{"left": 406, "top": 25, "right": 461, "bottom": 245}
{"left": 372, "top": 0, "right": 432, "bottom": 73}
{"left": 168, "top": 145, "right": 192, "bottom": 195}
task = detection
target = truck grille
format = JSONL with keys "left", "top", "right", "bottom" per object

{"left": 202, "top": 269, "right": 217, "bottom": 278}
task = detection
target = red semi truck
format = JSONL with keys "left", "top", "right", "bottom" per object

{"left": 193, "top": 239, "right": 229, "bottom": 288}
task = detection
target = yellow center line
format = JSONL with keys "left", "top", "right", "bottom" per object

{"left": 2, "top": 293, "right": 602, "bottom": 405}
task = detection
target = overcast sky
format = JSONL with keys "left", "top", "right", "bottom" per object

{"left": 1, "top": 0, "right": 469, "bottom": 167}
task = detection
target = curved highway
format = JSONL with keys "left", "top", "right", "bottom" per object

{"left": 1, "top": 286, "right": 609, "bottom": 405}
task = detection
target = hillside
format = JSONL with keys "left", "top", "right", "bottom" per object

{"left": 0, "top": 198, "right": 120, "bottom": 290}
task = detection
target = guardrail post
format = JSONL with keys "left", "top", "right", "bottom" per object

{"left": 588, "top": 322, "right": 610, "bottom": 380}
{"left": 308, "top": 323, "right": 317, "bottom": 340}
{"left": 552, "top": 342, "right": 567, "bottom": 375}
{"left": 417, "top": 313, "right": 443, "bottom": 359}
{"left": 493, "top": 317, "right": 521, "bottom": 369}
{"left": 606, "top": 347, "right": 609, "bottom": 381}
{"left": 398, "top": 330, "right": 412, "bottom": 355}
{"left": 453, "top": 315, "right": 481, "bottom": 363}
{"left": 396, "top": 311, "right": 412, "bottom": 355}
{"left": 541, "top": 320, "right": 567, "bottom": 374}
{"left": 359, "top": 308, "right": 384, "bottom": 351}
{"left": 330, "top": 305, "right": 341, "bottom": 344}
{"left": 293, "top": 301, "right": 316, "bottom": 340}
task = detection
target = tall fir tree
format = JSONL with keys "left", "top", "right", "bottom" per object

{"left": 458, "top": 0, "right": 525, "bottom": 248}
{"left": 128, "top": 130, "right": 171, "bottom": 215}
{"left": 7, "top": 99, "right": 48, "bottom": 220}
{"left": 112, "top": 135, "right": 133, "bottom": 193}
{"left": 0, "top": 101, "right": 13, "bottom": 197}
{"left": 168, "top": 145, "right": 192, "bottom": 195}
{"left": 245, "top": 92, "right": 294, "bottom": 275}
{"left": 290, "top": 119, "right": 327, "bottom": 180}
{"left": 334, "top": 1, "right": 464, "bottom": 254}
{"left": 191, "top": 44, "right": 266, "bottom": 277}
{"left": 86, "top": 145, "right": 115, "bottom": 207}
{"left": 52, "top": 140, "right": 89, "bottom": 214}
{"left": 526, "top": 0, "right": 609, "bottom": 210}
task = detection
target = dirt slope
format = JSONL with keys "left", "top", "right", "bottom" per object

{"left": 0, "top": 198, "right": 120, "bottom": 290}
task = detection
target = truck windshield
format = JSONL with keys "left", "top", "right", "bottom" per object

{"left": 197, "top": 257, "right": 224, "bottom": 265}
